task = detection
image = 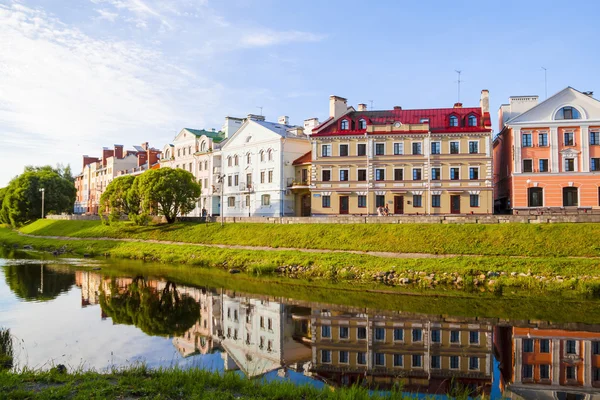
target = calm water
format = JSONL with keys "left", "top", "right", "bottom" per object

{"left": 1, "top": 251, "right": 600, "bottom": 399}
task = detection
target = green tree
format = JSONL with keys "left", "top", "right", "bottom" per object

{"left": 134, "top": 168, "right": 201, "bottom": 224}
{"left": 0, "top": 187, "right": 7, "bottom": 225}
{"left": 0, "top": 166, "right": 76, "bottom": 226}
{"left": 99, "top": 175, "right": 138, "bottom": 224}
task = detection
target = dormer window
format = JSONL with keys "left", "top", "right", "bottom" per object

{"left": 358, "top": 119, "right": 367, "bottom": 129}
{"left": 340, "top": 120, "right": 349, "bottom": 130}
{"left": 449, "top": 115, "right": 459, "bottom": 127}
{"left": 468, "top": 115, "right": 477, "bottom": 127}
{"left": 555, "top": 106, "right": 581, "bottom": 120}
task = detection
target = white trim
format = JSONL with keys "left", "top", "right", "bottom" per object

{"left": 468, "top": 140, "right": 480, "bottom": 154}
{"left": 374, "top": 141, "right": 386, "bottom": 156}
{"left": 411, "top": 140, "right": 423, "bottom": 155}
{"left": 469, "top": 165, "right": 480, "bottom": 180}
{"left": 430, "top": 140, "right": 441, "bottom": 155}
{"left": 449, "top": 140, "right": 460, "bottom": 154}
{"left": 393, "top": 141, "right": 404, "bottom": 155}
{"left": 338, "top": 143, "right": 350, "bottom": 157}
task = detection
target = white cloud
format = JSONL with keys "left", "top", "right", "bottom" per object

{"left": 95, "top": 8, "right": 119, "bottom": 22}
{"left": 242, "top": 30, "right": 325, "bottom": 47}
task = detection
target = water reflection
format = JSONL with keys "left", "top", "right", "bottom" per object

{"left": 4, "top": 264, "right": 74, "bottom": 302}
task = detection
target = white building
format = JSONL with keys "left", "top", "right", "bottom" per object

{"left": 220, "top": 115, "right": 311, "bottom": 217}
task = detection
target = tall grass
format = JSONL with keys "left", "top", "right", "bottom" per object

{"left": 0, "top": 328, "right": 13, "bottom": 370}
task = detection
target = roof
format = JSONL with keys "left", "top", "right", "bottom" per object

{"left": 184, "top": 128, "right": 226, "bottom": 142}
{"left": 252, "top": 120, "right": 298, "bottom": 137}
{"left": 292, "top": 151, "right": 311, "bottom": 165}
{"left": 313, "top": 107, "right": 492, "bottom": 136}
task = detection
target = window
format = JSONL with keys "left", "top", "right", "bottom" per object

{"left": 357, "top": 352, "right": 367, "bottom": 365}
{"left": 450, "top": 356, "right": 460, "bottom": 369}
{"left": 227, "top": 197, "right": 235, "bottom": 207}
{"left": 432, "top": 195, "right": 441, "bottom": 208}
{"left": 339, "top": 351, "right": 349, "bottom": 363}
{"left": 189, "top": 162, "right": 192, "bottom": 172}
{"left": 260, "top": 171, "right": 265, "bottom": 184}
{"left": 528, "top": 187, "right": 543, "bottom": 207}
{"left": 339, "top": 144, "right": 349, "bottom": 157}
{"left": 375, "top": 328, "right": 385, "bottom": 341}
{"left": 268, "top": 318, "right": 273, "bottom": 331}
{"left": 539, "top": 159, "right": 549, "bottom": 172}
{"left": 431, "top": 355, "right": 441, "bottom": 369}
{"left": 268, "top": 170, "right": 274, "bottom": 183}
{"left": 339, "top": 169, "right": 349, "bottom": 181}
{"left": 246, "top": 173, "right": 252, "bottom": 187}
{"left": 261, "top": 194, "right": 270, "bottom": 206}
{"left": 431, "top": 167, "right": 440, "bottom": 180}
{"left": 260, "top": 316, "right": 265, "bottom": 328}
{"left": 375, "top": 143, "right": 385, "bottom": 155}
{"left": 358, "top": 195, "right": 366, "bottom": 208}
{"left": 322, "top": 170, "right": 331, "bottom": 182}
{"left": 591, "top": 131, "right": 600, "bottom": 145}
{"left": 358, "top": 169, "right": 367, "bottom": 181}
{"left": 470, "top": 194, "right": 479, "bottom": 207}
{"left": 469, "top": 141, "right": 479, "bottom": 154}
{"left": 540, "top": 364, "right": 550, "bottom": 380}
{"left": 375, "top": 168, "right": 385, "bottom": 181}
{"left": 199, "top": 163, "right": 203, "bottom": 171}
{"left": 228, "top": 175, "right": 232, "bottom": 187}
{"left": 321, "top": 350, "right": 331, "bottom": 363}
{"left": 556, "top": 106, "right": 581, "bottom": 120}
{"left": 393, "top": 329, "right": 403, "bottom": 341}
{"left": 357, "top": 143, "right": 366, "bottom": 156}
{"left": 431, "top": 142, "right": 441, "bottom": 154}
{"left": 394, "top": 169, "right": 403, "bottom": 181}
{"left": 260, "top": 151, "right": 265, "bottom": 162}
{"left": 449, "top": 115, "right": 458, "bottom": 127}
{"left": 595, "top": 367, "right": 600, "bottom": 382}
{"left": 246, "top": 153, "right": 251, "bottom": 164}
{"left": 523, "top": 338, "right": 534, "bottom": 353}
{"left": 268, "top": 149, "right": 273, "bottom": 161}
{"left": 375, "top": 353, "right": 385, "bottom": 366}
{"left": 469, "top": 167, "right": 479, "bottom": 180}
{"left": 234, "top": 155, "right": 239, "bottom": 166}
{"left": 182, "top": 148, "right": 186, "bottom": 156}
{"left": 591, "top": 158, "right": 600, "bottom": 171}
{"left": 431, "top": 329, "right": 440, "bottom": 343}
{"left": 340, "top": 120, "right": 349, "bottom": 130}
{"left": 450, "top": 141, "right": 460, "bottom": 154}
{"left": 394, "top": 142, "right": 404, "bottom": 155}
{"left": 593, "top": 341, "right": 600, "bottom": 355}
{"left": 522, "top": 133, "right": 532, "bottom": 147}
{"left": 469, "top": 357, "right": 479, "bottom": 370}
{"left": 376, "top": 195, "right": 385, "bottom": 207}
{"left": 420, "top": 118, "right": 429, "bottom": 123}
{"left": 413, "top": 168, "right": 422, "bottom": 180}
{"left": 234, "top": 310, "right": 238, "bottom": 321}
{"left": 393, "top": 354, "right": 403, "bottom": 367}
{"left": 204, "top": 161, "right": 208, "bottom": 170}
{"left": 322, "top": 195, "right": 331, "bottom": 208}
{"left": 523, "top": 159, "right": 533, "bottom": 173}
{"left": 413, "top": 194, "right": 422, "bottom": 207}
{"left": 321, "top": 325, "right": 331, "bottom": 338}
{"left": 412, "top": 354, "right": 422, "bottom": 368}
{"left": 412, "top": 142, "right": 422, "bottom": 155}
{"left": 564, "top": 158, "right": 575, "bottom": 172}
{"left": 540, "top": 339, "right": 550, "bottom": 353}
{"left": 566, "top": 340, "right": 577, "bottom": 354}
{"left": 566, "top": 366, "right": 576, "bottom": 380}
{"left": 450, "top": 167, "right": 460, "bottom": 180}
{"left": 228, "top": 157, "right": 232, "bottom": 167}
{"left": 468, "top": 115, "right": 477, "bottom": 127}
{"left": 523, "top": 364, "right": 533, "bottom": 379}
{"left": 357, "top": 327, "right": 367, "bottom": 340}
{"left": 358, "top": 119, "right": 367, "bottom": 129}
{"left": 321, "top": 145, "right": 331, "bottom": 157}
{"left": 539, "top": 132, "right": 548, "bottom": 146}
{"left": 339, "top": 326, "right": 349, "bottom": 339}
{"left": 234, "top": 174, "right": 239, "bottom": 186}
{"left": 469, "top": 331, "right": 479, "bottom": 344}
{"left": 564, "top": 132, "right": 575, "bottom": 146}
{"left": 450, "top": 330, "right": 460, "bottom": 343}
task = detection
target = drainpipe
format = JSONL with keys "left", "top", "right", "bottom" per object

{"left": 365, "top": 131, "right": 369, "bottom": 217}
{"left": 427, "top": 130, "right": 431, "bottom": 216}
{"left": 280, "top": 138, "right": 286, "bottom": 217}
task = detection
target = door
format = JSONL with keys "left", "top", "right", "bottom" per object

{"left": 301, "top": 194, "right": 311, "bottom": 216}
{"left": 451, "top": 195, "right": 461, "bottom": 214}
{"left": 394, "top": 196, "right": 404, "bottom": 215}
{"left": 339, "top": 196, "right": 349, "bottom": 215}
{"left": 563, "top": 187, "right": 578, "bottom": 207}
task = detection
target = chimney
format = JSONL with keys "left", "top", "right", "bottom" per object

{"left": 357, "top": 103, "right": 367, "bottom": 112}
{"left": 583, "top": 91, "right": 594, "bottom": 97}
{"left": 303, "top": 118, "right": 320, "bottom": 136}
{"left": 329, "top": 95, "right": 348, "bottom": 119}
{"left": 102, "top": 148, "right": 114, "bottom": 167}
{"left": 278, "top": 116, "right": 289, "bottom": 125}
{"left": 480, "top": 90, "right": 490, "bottom": 113}
{"left": 114, "top": 144, "right": 124, "bottom": 159}
{"left": 141, "top": 142, "right": 149, "bottom": 151}
{"left": 393, "top": 106, "right": 402, "bottom": 111}
{"left": 454, "top": 103, "right": 463, "bottom": 108}
{"left": 137, "top": 152, "right": 147, "bottom": 167}
{"left": 247, "top": 114, "right": 266, "bottom": 121}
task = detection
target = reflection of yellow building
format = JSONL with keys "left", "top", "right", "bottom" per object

{"left": 310, "top": 309, "right": 493, "bottom": 395}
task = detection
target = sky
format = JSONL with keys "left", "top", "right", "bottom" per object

{"left": 1, "top": 0, "right": 599, "bottom": 187}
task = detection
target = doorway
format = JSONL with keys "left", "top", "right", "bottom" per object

{"left": 301, "top": 194, "right": 311, "bottom": 216}
{"left": 563, "top": 187, "right": 578, "bottom": 207}
{"left": 451, "top": 195, "right": 461, "bottom": 214}
{"left": 394, "top": 196, "right": 404, "bottom": 215}
{"left": 339, "top": 196, "right": 349, "bottom": 215}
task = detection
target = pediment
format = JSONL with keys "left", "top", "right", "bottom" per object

{"left": 559, "top": 148, "right": 580, "bottom": 156}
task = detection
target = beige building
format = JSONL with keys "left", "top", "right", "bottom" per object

{"left": 309, "top": 93, "right": 493, "bottom": 216}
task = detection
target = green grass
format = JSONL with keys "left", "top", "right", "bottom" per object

{"left": 20, "top": 219, "right": 600, "bottom": 257}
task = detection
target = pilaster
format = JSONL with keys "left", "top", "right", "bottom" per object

{"left": 581, "top": 126, "right": 590, "bottom": 172}
{"left": 550, "top": 127, "right": 559, "bottom": 172}
{"left": 514, "top": 127, "right": 522, "bottom": 173}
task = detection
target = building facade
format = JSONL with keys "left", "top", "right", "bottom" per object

{"left": 494, "top": 87, "right": 600, "bottom": 212}
{"left": 309, "top": 93, "right": 493, "bottom": 216}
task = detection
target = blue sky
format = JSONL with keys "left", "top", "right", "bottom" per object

{"left": 1, "top": 0, "right": 599, "bottom": 186}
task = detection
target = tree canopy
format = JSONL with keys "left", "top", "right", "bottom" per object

{"left": 0, "top": 166, "right": 76, "bottom": 226}
{"left": 99, "top": 175, "right": 138, "bottom": 224}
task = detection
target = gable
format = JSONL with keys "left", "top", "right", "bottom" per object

{"left": 221, "top": 120, "right": 283, "bottom": 150}
{"left": 508, "top": 87, "right": 600, "bottom": 125}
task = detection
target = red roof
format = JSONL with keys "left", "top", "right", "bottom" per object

{"left": 292, "top": 151, "right": 312, "bottom": 165}
{"left": 313, "top": 107, "right": 492, "bottom": 136}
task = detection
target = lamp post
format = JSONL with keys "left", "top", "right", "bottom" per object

{"left": 39, "top": 188, "right": 45, "bottom": 219}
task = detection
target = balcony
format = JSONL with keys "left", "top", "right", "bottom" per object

{"left": 239, "top": 183, "right": 253, "bottom": 192}
{"left": 287, "top": 178, "right": 309, "bottom": 189}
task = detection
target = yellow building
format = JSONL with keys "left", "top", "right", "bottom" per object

{"left": 309, "top": 93, "right": 493, "bottom": 215}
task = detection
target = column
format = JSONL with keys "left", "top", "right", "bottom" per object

{"left": 552, "top": 339, "right": 560, "bottom": 384}
{"left": 584, "top": 340, "right": 592, "bottom": 387}
{"left": 581, "top": 126, "right": 590, "bottom": 172}
{"left": 514, "top": 127, "right": 522, "bottom": 173}
{"left": 550, "top": 127, "right": 559, "bottom": 173}
{"left": 514, "top": 338, "right": 522, "bottom": 383}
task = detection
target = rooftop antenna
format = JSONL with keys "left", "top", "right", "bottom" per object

{"left": 541, "top": 67, "right": 548, "bottom": 99}
{"left": 256, "top": 106, "right": 263, "bottom": 116}
{"left": 455, "top": 70, "right": 462, "bottom": 103}
{"left": 369, "top": 100, "right": 374, "bottom": 111}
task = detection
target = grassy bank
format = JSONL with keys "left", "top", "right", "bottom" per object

{"left": 0, "top": 367, "right": 419, "bottom": 400}
{"left": 21, "top": 219, "right": 600, "bottom": 257}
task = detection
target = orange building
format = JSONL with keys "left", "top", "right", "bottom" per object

{"left": 493, "top": 87, "right": 600, "bottom": 213}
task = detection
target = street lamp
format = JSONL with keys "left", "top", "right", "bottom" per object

{"left": 39, "top": 188, "right": 45, "bottom": 219}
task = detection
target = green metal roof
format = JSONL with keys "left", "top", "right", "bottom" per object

{"left": 184, "top": 128, "right": 225, "bottom": 142}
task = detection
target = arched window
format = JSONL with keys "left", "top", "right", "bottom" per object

{"left": 449, "top": 115, "right": 459, "bottom": 127}
{"left": 177, "top": 149, "right": 181, "bottom": 157}
{"left": 260, "top": 151, "right": 265, "bottom": 162}
{"left": 199, "top": 162, "right": 202, "bottom": 171}
{"left": 165, "top": 149, "right": 170, "bottom": 159}
{"left": 340, "top": 120, "right": 349, "bottom": 130}
{"left": 358, "top": 119, "right": 367, "bottom": 129}
{"left": 234, "top": 155, "right": 239, "bottom": 166}
{"left": 227, "top": 156, "right": 232, "bottom": 167}
{"left": 188, "top": 146, "right": 192, "bottom": 154}
{"left": 555, "top": 106, "right": 581, "bottom": 120}
{"left": 204, "top": 160, "right": 208, "bottom": 170}
{"left": 200, "top": 141, "right": 207, "bottom": 152}
{"left": 247, "top": 153, "right": 251, "bottom": 164}
{"left": 268, "top": 149, "right": 273, "bottom": 161}
{"left": 468, "top": 115, "right": 477, "bottom": 127}
{"left": 182, "top": 148, "right": 186, "bottom": 156}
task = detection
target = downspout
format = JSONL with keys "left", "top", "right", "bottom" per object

{"left": 280, "top": 138, "right": 286, "bottom": 217}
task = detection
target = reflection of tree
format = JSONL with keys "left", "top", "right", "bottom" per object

{"left": 99, "top": 277, "right": 200, "bottom": 337}
{"left": 3, "top": 264, "right": 75, "bottom": 302}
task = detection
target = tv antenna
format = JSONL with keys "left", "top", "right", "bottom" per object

{"left": 541, "top": 67, "right": 548, "bottom": 99}
{"left": 455, "top": 70, "right": 463, "bottom": 103}
{"left": 256, "top": 106, "right": 263, "bottom": 116}
{"left": 369, "top": 100, "right": 374, "bottom": 111}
